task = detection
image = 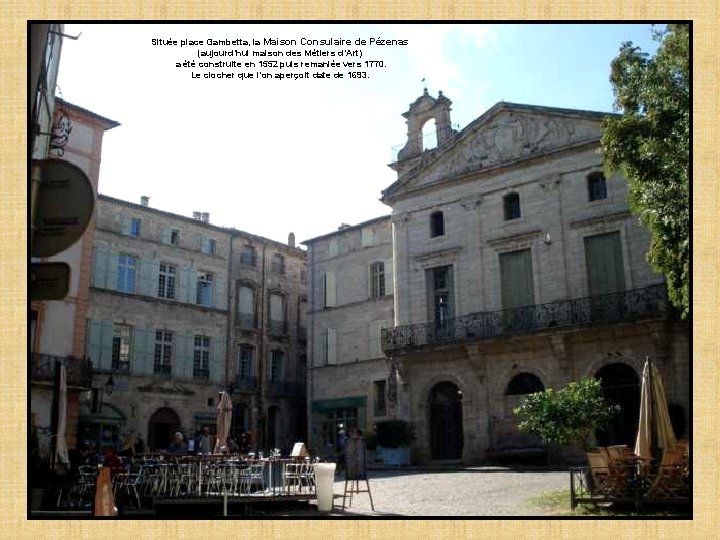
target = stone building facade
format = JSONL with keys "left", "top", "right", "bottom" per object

{"left": 303, "top": 217, "right": 394, "bottom": 455}
{"left": 31, "top": 97, "right": 119, "bottom": 454}
{"left": 84, "top": 195, "right": 307, "bottom": 453}
{"left": 307, "top": 91, "right": 689, "bottom": 464}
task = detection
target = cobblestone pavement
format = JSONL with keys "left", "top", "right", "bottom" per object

{"left": 274, "top": 467, "right": 570, "bottom": 517}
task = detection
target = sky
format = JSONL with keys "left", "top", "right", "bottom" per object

{"left": 55, "top": 23, "right": 661, "bottom": 246}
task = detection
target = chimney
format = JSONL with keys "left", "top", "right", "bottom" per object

{"left": 192, "top": 211, "right": 201, "bottom": 220}
{"left": 201, "top": 212, "right": 210, "bottom": 223}
{"left": 288, "top": 232, "right": 296, "bottom": 248}
{"left": 140, "top": 196, "right": 149, "bottom": 207}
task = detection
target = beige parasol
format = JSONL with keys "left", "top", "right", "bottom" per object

{"left": 634, "top": 357, "right": 676, "bottom": 461}
{"left": 55, "top": 363, "right": 70, "bottom": 468}
{"left": 214, "top": 391, "right": 233, "bottom": 453}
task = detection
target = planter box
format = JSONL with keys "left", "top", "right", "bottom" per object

{"left": 378, "top": 446, "right": 410, "bottom": 467}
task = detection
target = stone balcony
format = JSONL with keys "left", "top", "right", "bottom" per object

{"left": 381, "top": 283, "right": 670, "bottom": 355}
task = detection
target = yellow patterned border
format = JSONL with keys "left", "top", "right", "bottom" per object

{"left": 2, "top": 3, "right": 717, "bottom": 538}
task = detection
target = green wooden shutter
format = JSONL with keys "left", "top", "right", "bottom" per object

{"left": 86, "top": 320, "right": 102, "bottom": 366}
{"left": 175, "top": 332, "right": 190, "bottom": 378}
{"left": 177, "top": 267, "right": 190, "bottom": 304}
{"left": 107, "top": 253, "right": 119, "bottom": 292}
{"left": 385, "top": 258, "right": 393, "bottom": 296}
{"left": 210, "top": 337, "right": 225, "bottom": 383}
{"left": 132, "top": 326, "right": 147, "bottom": 374}
{"left": 214, "top": 276, "right": 225, "bottom": 310}
{"left": 99, "top": 320, "right": 114, "bottom": 370}
{"left": 367, "top": 264, "right": 374, "bottom": 299}
{"left": 91, "top": 249, "right": 109, "bottom": 289}
{"left": 325, "top": 272, "right": 336, "bottom": 307}
{"left": 139, "top": 259, "right": 156, "bottom": 297}
{"left": 327, "top": 327, "right": 337, "bottom": 364}
{"left": 584, "top": 232, "right": 626, "bottom": 296}
{"left": 500, "top": 249, "right": 534, "bottom": 309}
{"left": 162, "top": 228, "right": 172, "bottom": 244}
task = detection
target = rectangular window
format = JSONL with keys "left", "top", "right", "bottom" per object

{"left": 370, "top": 261, "right": 385, "bottom": 298}
{"left": 238, "top": 345, "right": 254, "bottom": 379}
{"left": 196, "top": 271, "right": 213, "bottom": 307}
{"left": 430, "top": 211, "right": 445, "bottom": 237}
{"left": 269, "top": 293, "right": 286, "bottom": 335}
{"left": 323, "top": 271, "right": 336, "bottom": 307}
{"left": 171, "top": 229, "right": 180, "bottom": 245}
{"left": 323, "top": 327, "right": 337, "bottom": 365}
{"left": 374, "top": 380, "right": 387, "bottom": 417}
{"left": 585, "top": 232, "right": 625, "bottom": 296}
{"left": 270, "top": 350, "right": 284, "bottom": 382}
{"left": 588, "top": 173, "right": 608, "bottom": 202}
{"left": 240, "top": 245, "right": 255, "bottom": 266}
{"left": 361, "top": 228, "right": 374, "bottom": 247}
{"left": 130, "top": 218, "right": 141, "bottom": 237}
{"left": 237, "top": 285, "right": 255, "bottom": 328}
{"left": 499, "top": 249, "right": 534, "bottom": 309}
{"left": 154, "top": 330, "right": 173, "bottom": 375}
{"left": 117, "top": 254, "right": 137, "bottom": 294}
{"left": 202, "top": 237, "right": 217, "bottom": 254}
{"left": 503, "top": 193, "right": 521, "bottom": 220}
{"left": 426, "top": 265, "right": 454, "bottom": 328}
{"left": 193, "top": 335, "right": 210, "bottom": 379}
{"left": 111, "top": 324, "right": 132, "bottom": 371}
{"left": 158, "top": 263, "right": 176, "bottom": 299}
{"left": 271, "top": 253, "right": 285, "bottom": 274}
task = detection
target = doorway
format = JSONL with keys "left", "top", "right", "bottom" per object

{"left": 429, "top": 381, "right": 464, "bottom": 460}
{"left": 595, "top": 362, "right": 640, "bottom": 447}
{"left": 148, "top": 407, "right": 181, "bottom": 451}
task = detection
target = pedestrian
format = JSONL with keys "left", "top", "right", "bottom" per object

{"left": 196, "top": 426, "right": 214, "bottom": 454}
{"left": 335, "top": 425, "right": 348, "bottom": 474}
{"left": 167, "top": 431, "right": 187, "bottom": 455}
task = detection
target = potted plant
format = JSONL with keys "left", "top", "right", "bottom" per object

{"left": 375, "top": 419, "right": 413, "bottom": 466}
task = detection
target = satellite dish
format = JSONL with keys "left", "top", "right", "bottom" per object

{"left": 32, "top": 158, "right": 95, "bottom": 258}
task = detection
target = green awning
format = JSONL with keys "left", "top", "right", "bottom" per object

{"left": 312, "top": 396, "right": 366, "bottom": 413}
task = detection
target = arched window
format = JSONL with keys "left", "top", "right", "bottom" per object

{"left": 505, "top": 372, "right": 544, "bottom": 395}
{"left": 422, "top": 118, "right": 438, "bottom": 151}
{"left": 587, "top": 172, "right": 607, "bottom": 201}
{"left": 430, "top": 211, "right": 445, "bottom": 237}
{"left": 503, "top": 193, "right": 521, "bottom": 220}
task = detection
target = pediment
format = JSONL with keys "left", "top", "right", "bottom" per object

{"left": 386, "top": 104, "right": 606, "bottom": 199}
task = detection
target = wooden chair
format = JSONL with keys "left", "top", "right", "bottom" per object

{"left": 649, "top": 449, "right": 686, "bottom": 498}
{"left": 601, "top": 447, "right": 632, "bottom": 497}
{"left": 586, "top": 451, "right": 615, "bottom": 496}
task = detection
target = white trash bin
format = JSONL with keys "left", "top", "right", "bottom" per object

{"left": 313, "top": 462, "right": 336, "bottom": 511}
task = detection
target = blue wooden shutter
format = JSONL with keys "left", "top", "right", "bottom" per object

{"left": 86, "top": 320, "right": 102, "bottom": 366}
{"left": 98, "top": 320, "right": 114, "bottom": 370}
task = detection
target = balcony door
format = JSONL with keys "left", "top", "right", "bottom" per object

{"left": 426, "top": 266, "right": 454, "bottom": 341}
{"left": 584, "top": 232, "right": 625, "bottom": 321}
{"left": 499, "top": 249, "right": 534, "bottom": 331}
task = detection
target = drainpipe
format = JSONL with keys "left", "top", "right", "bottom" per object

{"left": 225, "top": 234, "right": 234, "bottom": 389}
{"left": 257, "top": 242, "right": 268, "bottom": 450}
{"left": 307, "top": 243, "right": 316, "bottom": 451}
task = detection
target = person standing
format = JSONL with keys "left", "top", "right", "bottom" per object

{"left": 335, "top": 425, "right": 348, "bottom": 474}
{"left": 197, "top": 426, "right": 214, "bottom": 454}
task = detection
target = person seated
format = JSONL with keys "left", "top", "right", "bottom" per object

{"left": 167, "top": 432, "right": 187, "bottom": 455}
{"left": 226, "top": 436, "right": 239, "bottom": 454}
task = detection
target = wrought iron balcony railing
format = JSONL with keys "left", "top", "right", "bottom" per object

{"left": 381, "top": 283, "right": 669, "bottom": 354}
{"left": 30, "top": 352, "right": 93, "bottom": 389}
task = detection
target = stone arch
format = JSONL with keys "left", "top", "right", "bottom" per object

{"left": 148, "top": 407, "right": 181, "bottom": 451}
{"left": 505, "top": 372, "right": 545, "bottom": 395}
{"left": 493, "top": 363, "right": 551, "bottom": 398}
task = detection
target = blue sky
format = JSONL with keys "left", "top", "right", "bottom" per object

{"left": 56, "top": 23, "right": 660, "bottom": 244}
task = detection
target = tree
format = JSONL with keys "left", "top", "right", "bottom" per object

{"left": 601, "top": 24, "right": 690, "bottom": 319}
{"left": 514, "top": 377, "right": 617, "bottom": 452}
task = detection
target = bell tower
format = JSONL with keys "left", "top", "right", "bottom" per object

{"left": 391, "top": 89, "right": 454, "bottom": 176}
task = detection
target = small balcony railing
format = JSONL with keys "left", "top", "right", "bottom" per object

{"left": 30, "top": 352, "right": 93, "bottom": 389}
{"left": 382, "top": 283, "right": 669, "bottom": 354}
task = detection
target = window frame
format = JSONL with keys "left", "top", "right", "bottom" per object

{"left": 270, "top": 349, "right": 284, "bottom": 382}
{"left": 154, "top": 330, "right": 173, "bottom": 376}
{"left": 193, "top": 335, "right": 210, "bottom": 379}
{"left": 158, "top": 262, "right": 177, "bottom": 300}
{"left": 117, "top": 253, "right": 137, "bottom": 294}
{"left": 430, "top": 211, "right": 445, "bottom": 238}
{"left": 239, "top": 245, "right": 255, "bottom": 266}
{"left": 503, "top": 193, "right": 521, "bottom": 221}
{"left": 170, "top": 229, "right": 180, "bottom": 245}
{"left": 237, "top": 344, "right": 254, "bottom": 379}
{"left": 111, "top": 323, "right": 132, "bottom": 372}
{"left": 373, "top": 380, "right": 387, "bottom": 417}
{"left": 371, "top": 261, "right": 386, "bottom": 298}
{"left": 130, "top": 218, "right": 141, "bottom": 237}
{"left": 196, "top": 271, "right": 213, "bottom": 307}
{"left": 587, "top": 172, "right": 608, "bottom": 202}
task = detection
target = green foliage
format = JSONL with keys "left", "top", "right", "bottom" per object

{"left": 601, "top": 24, "right": 690, "bottom": 319}
{"left": 514, "top": 377, "right": 616, "bottom": 451}
{"left": 375, "top": 419, "right": 414, "bottom": 448}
